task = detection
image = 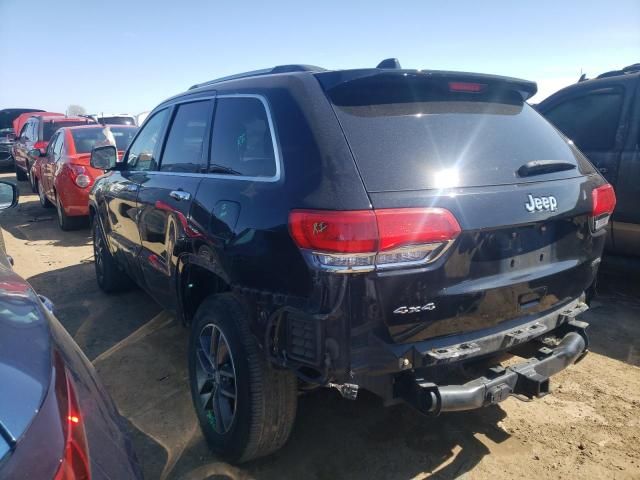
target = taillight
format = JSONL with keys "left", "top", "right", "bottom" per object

{"left": 591, "top": 184, "right": 616, "bottom": 231}
{"left": 53, "top": 366, "right": 90, "bottom": 480}
{"left": 68, "top": 165, "right": 92, "bottom": 188}
{"left": 289, "top": 208, "right": 461, "bottom": 272}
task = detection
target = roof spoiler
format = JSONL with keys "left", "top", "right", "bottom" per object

{"left": 316, "top": 69, "right": 538, "bottom": 101}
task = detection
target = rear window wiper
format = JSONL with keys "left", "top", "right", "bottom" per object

{"left": 208, "top": 164, "right": 242, "bottom": 175}
{"left": 517, "top": 160, "right": 576, "bottom": 177}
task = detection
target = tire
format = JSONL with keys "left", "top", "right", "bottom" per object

{"left": 92, "top": 219, "right": 133, "bottom": 293}
{"left": 30, "top": 171, "right": 38, "bottom": 193}
{"left": 15, "top": 163, "right": 27, "bottom": 181}
{"left": 189, "top": 293, "right": 297, "bottom": 463}
{"left": 56, "top": 195, "right": 81, "bottom": 231}
{"left": 37, "top": 180, "right": 52, "bottom": 208}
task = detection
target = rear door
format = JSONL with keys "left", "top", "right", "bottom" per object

{"left": 41, "top": 131, "right": 62, "bottom": 199}
{"left": 135, "top": 98, "right": 213, "bottom": 310}
{"left": 318, "top": 71, "right": 606, "bottom": 343}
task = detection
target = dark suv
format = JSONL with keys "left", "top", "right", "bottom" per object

{"left": 536, "top": 63, "right": 640, "bottom": 256}
{"left": 0, "top": 108, "right": 43, "bottom": 168}
{"left": 88, "top": 60, "right": 615, "bottom": 463}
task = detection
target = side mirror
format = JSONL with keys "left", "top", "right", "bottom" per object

{"left": 90, "top": 145, "right": 118, "bottom": 170}
{"left": 0, "top": 181, "right": 18, "bottom": 210}
{"left": 28, "top": 148, "right": 43, "bottom": 158}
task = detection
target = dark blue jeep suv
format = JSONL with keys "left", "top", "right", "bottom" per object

{"left": 87, "top": 59, "right": 615, "bottom": 462}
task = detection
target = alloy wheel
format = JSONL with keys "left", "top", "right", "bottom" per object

{"left": 195, "top": 323, "right": 237, "bottom": 434}
{"left": 38, "top": 181, "right": 46, "bottom": 206}
{"left": 93, "top": 225, "right": 105, "bottom": 284}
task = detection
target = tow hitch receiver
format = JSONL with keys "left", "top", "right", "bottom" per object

{"left": 396, "top": 324, "right": 588, "bottom": 416}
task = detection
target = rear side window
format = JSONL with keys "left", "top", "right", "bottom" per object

{"left": 98, "top": 116, "right": 136, "bottom": 126}
{"left": 160, "top": 100, "right": 212, "bottom": 173}
{"left": 126, "top": 110, "right": 169, "bottom": 172}
{"left": 209, "top": 97, "right": 276, "bottom": 178}
{"left": 43, "top": 121, "right": 92, "bottom": 141}
{"left": 543, "top": 89, "right": 624, "bottom": 151}
{"left": 53, "top": 133, "right": 64, "bottom": 158}
{"left": 320, "top": 74, "right": 585, "bottom": 192}
{"left": 70, "top": 127, "right": 138, "bottom": 153}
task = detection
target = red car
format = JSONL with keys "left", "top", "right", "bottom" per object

{"left": 13, "top": 114, "right": 94, "bottom": 182}
{"left": 32, "top": 124, "right": 138, "bottom": 230}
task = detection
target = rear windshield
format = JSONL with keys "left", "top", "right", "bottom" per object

{"left": 322, "top": 74, "right": 587, "bottom": 191}
{"left": 71, "top": 127, "right": 138, "bottom": 153}
{"left": 98, "top": 116, "right": 136, "bottom": 126}
{"left": 43, "top": 120, "right": 93, "bottom": 141}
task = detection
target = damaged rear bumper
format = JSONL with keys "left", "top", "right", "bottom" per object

{"left": 395, "top": 319, "right": 588, "bottom": 415}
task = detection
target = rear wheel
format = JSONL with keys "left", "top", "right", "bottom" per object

{"left": 15, "top": 163, "right": 27, "bottom": 181}
{"left": 92, "top": 219, "right": 133, "bottom": 292}
{"left": 30, "top": 171, "right": 37, "bottom": 193}
{"left": 37, "top": 180, "right": 52, "bottom": 208}
{"left": 189, "top": 294, "right": 297, "bottom": 463}
{"left": 56, "top": 195, "right": 82, "bottom": 231}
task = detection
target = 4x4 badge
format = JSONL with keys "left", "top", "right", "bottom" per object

{"left": 525, "top": 194, "right": 558, "bottom": 212}
{"left": 393, "top": 303, "right": 436, "bottom": 314}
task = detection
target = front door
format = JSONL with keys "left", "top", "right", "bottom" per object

{"left": 136, "top": 99, "right": 213, "bottom": 310}
{"left": 611, "top": 80, "right": 640, "bottom": 255}
{"left": 540, "top": 79, "right": 635, "bottom": 186}
{"left": 14, "top": 120, "right": 35, "bottom": 173}
{"left": 101, "top": 108, "right": 171, "bottom": 283}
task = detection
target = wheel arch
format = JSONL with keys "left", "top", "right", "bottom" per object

{"left": 177, "top": 254, "right": 231, "bottom": 325}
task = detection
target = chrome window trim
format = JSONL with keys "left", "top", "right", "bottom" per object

{"left": 145, "top": 93, "right": 282, "bottom": 183}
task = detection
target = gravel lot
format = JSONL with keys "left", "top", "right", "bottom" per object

{"left": 2, "top": 172, "right": 639, "bottom": 480}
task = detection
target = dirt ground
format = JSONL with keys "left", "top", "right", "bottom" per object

{"left": 1, "top": 171, "right": 639, "bottom": 480}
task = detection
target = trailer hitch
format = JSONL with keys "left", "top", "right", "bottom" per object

{"left": 396, "top": 322, "right": 588, "bottom": 416}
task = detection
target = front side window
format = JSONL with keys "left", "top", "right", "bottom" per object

{"left": 70, "top": 126, "right": 139, "bottom": 153}
{"left": 544, "top": 89, "right": 624, "bottom": 152}
{"left": 19, "top": 122, "right": 31, "bottom": 141}
{"left": 126, "top": 109, "right": 169, "bottom": 172}
{"left": 209, "top": 97, "right": 276, "bottom": 177}
{"left": 160, "top": 100, "right": 212, "bottom": 173}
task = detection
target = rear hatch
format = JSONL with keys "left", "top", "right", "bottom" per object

{"left": 317, "top": 70, "right": 607, "bottom": 343}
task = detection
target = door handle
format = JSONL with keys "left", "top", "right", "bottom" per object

{"left": 169, "top": 190, "right": 191, "bottom": 201}
{"left": 598, "top": 167, "right": 608, "bottom": 174}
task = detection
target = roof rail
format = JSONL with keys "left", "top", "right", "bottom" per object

{"left": 189, "top": 64, "right": 326, "bottom": 90}
{"left": 596, "top": 63, "right": 640, "bottom": 79}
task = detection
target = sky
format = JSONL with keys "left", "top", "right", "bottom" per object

{"left": 1, "top": 0, "right": 639, "bottom": 115}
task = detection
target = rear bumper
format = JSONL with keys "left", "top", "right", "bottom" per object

{"left": 346, "top": 297, "right": 589, "bottom": 407}
{"left": 58, "top": 181, "right": 90, "bottom": 217}
{"left": 395, "top": 320, "right": 588, "bottom": 415}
